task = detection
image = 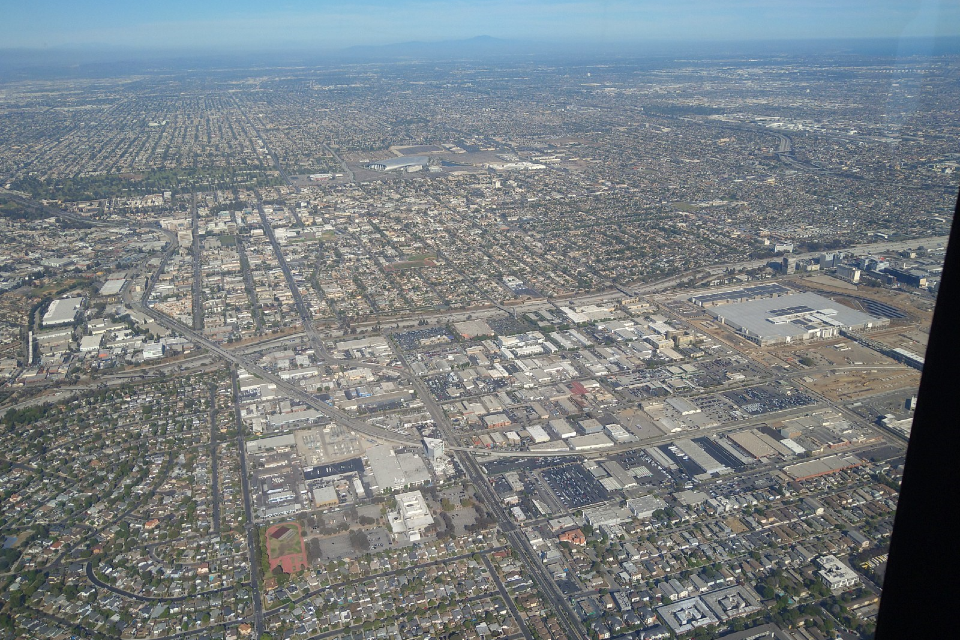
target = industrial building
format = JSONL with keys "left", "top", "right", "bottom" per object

{"left": 689, "top": 284, "right": 792, "bottom": 308}
{"left": 784, "top": 453, "right": 862, "bottom": 480}
{"left": 42, "top": 297, "right": 83, "bottom": 327}
{"left": 627, "top": 495, "right": 666, "bottom": 519}
{"left": 98, "top": 279, "right": 126, "bottom": 297}
{"left": 365, "top": 445, "right": 430, "bottom": 494}
{"left": 700, "top": 292, "right": 887, "bottom": 346}
{"left": 549, "top": 419, "right": 577, "bottom": 439}
{"left": 568, "top": 433, "right": 614, "bottom": 451}
{"left": 312, "top": 486, "right": 339, "bottom": 509}
{"left": 366, "top": 156, "right": 429, "bottom": 172}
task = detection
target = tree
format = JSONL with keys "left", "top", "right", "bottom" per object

{"left": 349, "top": 529, "right": 370, "bottom": 552}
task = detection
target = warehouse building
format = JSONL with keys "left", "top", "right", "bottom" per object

{"left": 365, "top": 445, "right": 430, "bottom": 494}
{"left": 568, "top": 433, "right": 614, "bottom": 451}
{"left": 700, "top": 292, "right": 886, "bottom": 346}
{"left": 366, "top": 156, "right": 429, "bottom": 172}
{"left": 42, "top": 297, "right": 83, "bottom": 327}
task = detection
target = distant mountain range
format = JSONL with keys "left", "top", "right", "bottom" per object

{"left": 340, "top": 35, "right": 531, "bottom": 59}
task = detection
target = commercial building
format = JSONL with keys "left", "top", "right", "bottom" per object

{"left": 388, "top": 490, "right": 435, "bottom": 541}
{"left": 312, "top": 486, "right": 339, "bottom": 509}
{"left": 453, "top": 319, "right": 495, "bottom": 339}
{"left": 423, "top": 437, "right": 445, "bottom": 461}
{"left": 365, "top": 445, "right": 430, "bottom": 494}
{"left": 885, "top": 267, "right": 928, "bottom": 288}
{"left": 836, "top": 265, "right": 862, "bottom": 283}
{"left": 367, "top": 156, "right": 429, "bottom": 172}
{"left": 42, "top": 297, "right": 83, "bottom": 327}
{"left": 701, "top": 292, "right": 886, "bottom": 346}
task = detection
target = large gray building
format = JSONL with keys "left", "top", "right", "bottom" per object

{"left": 701, "top": 292, "right": 887, "bottom": 346}
{"left": 366, "top": 156, "right": 429, "bottom": 172}
{"left": 42, "top": 297, "right": 83, "bottom": 327}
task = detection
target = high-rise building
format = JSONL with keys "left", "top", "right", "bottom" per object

{"left": 423, "top": 436, "right": 445, "bottom": 461}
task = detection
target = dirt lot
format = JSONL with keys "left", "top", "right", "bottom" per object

{"left": 803, "top": 367, "right": 920, "bottom": 403}
{"left": 774, "top": 340, "right": 893, "bottom": 368}
{"left": 868, "top": 327, "right": 930, "bottom": 355}
{"left": 725, "top": 517, "right": 749, "bottom": 534}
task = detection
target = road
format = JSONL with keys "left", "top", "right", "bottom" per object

{"left": 323, "top": 142, "right": 355, "bottom": 182}
{"left": 481, "top": 552, "right": 535, "bottom": 640}
{"left": 209, "top": 384, "right": 221, "bottom": 534}
{"left": 235, "top": 235, "right": 264, "bottom": 334}
{"left": 253, "top": 190, "right": 333, "bottom": 363}
{"left": 191, "top": 192, "right": 203, "bottom": 331}
{"left": 231, "top": 366, "right": 264, "bottom": 638}
{"left": 128, "top": 283, "right": 418, "bottom": 446}
{"left": 85, "top": 562, "right": 235, "bottom": 603}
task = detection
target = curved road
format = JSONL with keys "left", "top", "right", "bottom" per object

{"left": 85, "top": 562, "right": 237, "bottom": 603}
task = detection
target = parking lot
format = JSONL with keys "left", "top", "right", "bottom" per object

{"left": 314, "top": 526, "right": 393, "bottom": 561}
{"left": 540, "top": 463, "right": 609, "bottom": 509}
{"left": 722, "top": 384, "right": 816, "bottom": 415}
{"left": 392, "top": 326, "right": 456, "bottom": 351}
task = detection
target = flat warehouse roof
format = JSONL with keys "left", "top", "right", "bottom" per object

{"left": 42, "top": 297, "right": 83, "bottom": 326}
{"left": 708, "top": 292, "right": 883, "bottom": 340}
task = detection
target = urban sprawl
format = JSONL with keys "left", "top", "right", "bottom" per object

{"left": 0, "top": 50, "right": 956, "bottom": 640}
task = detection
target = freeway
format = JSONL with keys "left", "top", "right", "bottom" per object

{"left": 620, "top": 235, "right": 949, "bottom": 296}
{"left": 130, "top": 295, "right": 419, "bottom": 447}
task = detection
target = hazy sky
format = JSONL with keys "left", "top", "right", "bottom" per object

{"left": 3, "top": 0, "right": 955, "bottom": 50}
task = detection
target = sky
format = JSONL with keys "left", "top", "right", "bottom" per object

{"left": 2, "top": 0, "right": 956, "bottom": 51}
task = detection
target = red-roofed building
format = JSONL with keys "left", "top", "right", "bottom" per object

{"left": 559, "top": 528, "right": 587, "bottom": 546}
